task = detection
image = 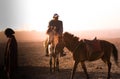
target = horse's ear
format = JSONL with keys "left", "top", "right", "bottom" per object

{"left": 80, "top": 39, "right": 84, "bottom": 42}
{"left": 63, "top": 32, "right": 67, "bottom": 35}
{"left": 65, "top": 32, "right": 69, "bottom": 35}
{"left": 94, "top": 37, "right": 97, "bottom": 40}
{"left": 74, "top": 36, "right": 79, "bottom": 41}
{"left": 71, "top": 35, "right": 74, "bottom": 37}
{"left": 64, "top": 32, "right": 70, "bottom": 36}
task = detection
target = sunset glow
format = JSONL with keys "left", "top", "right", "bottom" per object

{"left": 0, "top": 0, "right": 120, "bottom": 32}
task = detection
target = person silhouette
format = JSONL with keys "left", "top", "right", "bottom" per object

{"left": 46, "top": 13, "right": 66, "bottom": 57}
{"left": 4, "top": 28, "right": 18, "bottom": 79}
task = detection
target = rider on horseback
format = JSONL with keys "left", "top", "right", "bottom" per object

{"left": 46, "top": 13, "right": 66, "bottom": 57}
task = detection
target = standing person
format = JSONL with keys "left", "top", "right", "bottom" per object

{"left": 45, "top": 13, "right": 66, "bottom": 57}
{"left": 4, "top": 28, "right": 18, "bottom": 79}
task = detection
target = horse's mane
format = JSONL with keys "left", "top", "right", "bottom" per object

{"left": 63, "top": 32, "right": 79, "bottom": 42}
{"left": 63, "top": 32, "right": 81, "bottom": 52}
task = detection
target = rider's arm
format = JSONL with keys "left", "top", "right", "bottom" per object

{"left": 58, "top": 21, "right": 63, "bottom": 35}
{"left": 46, "top": 20, "right": 53, "bottom": 34}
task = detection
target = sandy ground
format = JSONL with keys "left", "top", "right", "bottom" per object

{"left": 0, "top": 39, "right": 120, "bottom": 79}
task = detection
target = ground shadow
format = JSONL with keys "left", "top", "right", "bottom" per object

{"left": 0, "top": 66, "right": 120, "bottom": 79}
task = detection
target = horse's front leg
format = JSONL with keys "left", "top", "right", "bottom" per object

{"left": 56, "top": 57, "right": 59, "bottom": 72}
{"left": 53, "top": 57, "right": 56, "bottom": 72}
{"left": 49, "top": 56, "right": 52, "bottom": 73}
{"left": 81, "top": 61, "right": 89, "bottom": 79}
{"left": 71, "top": 61, "right": 79, "bottom": 79}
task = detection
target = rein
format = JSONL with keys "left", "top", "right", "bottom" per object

{"left": 71, "top": 40, "right": 81, "bottom": 53}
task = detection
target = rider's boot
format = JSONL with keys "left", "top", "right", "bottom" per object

{"left": 45, "top": 43, "right": 49, "bottom": 57}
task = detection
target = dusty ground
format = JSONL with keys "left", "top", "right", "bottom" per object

{"left": 0, "top": 38, "right": 120, "bottom": 79}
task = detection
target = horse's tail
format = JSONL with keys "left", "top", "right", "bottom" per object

{"left": 112, "top": 44, "right": 119, "bottom": 66}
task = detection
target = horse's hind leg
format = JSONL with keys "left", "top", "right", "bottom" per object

{"left": 101, "top": 58, "right": 111, "bottom": 79}
{"left": 107, "top": 61, "right": 111, "bottom": 79}
{"left": 81, "top": 61, "right": 89, "bottom": 79}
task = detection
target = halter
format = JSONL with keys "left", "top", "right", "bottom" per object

{"left": 71, "top": 40, "right": 83, "bottom": 53}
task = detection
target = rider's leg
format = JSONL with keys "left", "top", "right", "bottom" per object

{"left": 45, "top": 44, "right": 49, "bottom": 56}
{"left": 45, "top": 38, "right": 49, "bottom": 56}
{"left": 58, "top": 36, "right": 66, "bottom": 57}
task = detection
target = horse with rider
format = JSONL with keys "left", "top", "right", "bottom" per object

{"left": 45, "top": 13, "right": 66, "bottom": 57}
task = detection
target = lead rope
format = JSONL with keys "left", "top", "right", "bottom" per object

{"left": 72, "top": 41, "right": 81, "bottom": 53}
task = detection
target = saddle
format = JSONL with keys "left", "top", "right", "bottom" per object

{"left": 84, "top": 37, "right": 102, "bottom": 60}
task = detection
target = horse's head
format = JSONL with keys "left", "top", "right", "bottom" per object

{"left": 46, "top": 26, "right": 58, "bottom": 44}
{"left": 63, "top": 32, "right": 73, "bottom": 42}
{"left": 62, "top": 32, "right": 79, "bottom": 48}
{"left": 47, "top": 26, "right": 57, "bottom": 35}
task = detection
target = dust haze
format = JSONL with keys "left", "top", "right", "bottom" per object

{"left": 0, "top": 29, "right": 120, "bottom": 79}
{"left": 0, "top": 29, "right": 120, "bottom": 42}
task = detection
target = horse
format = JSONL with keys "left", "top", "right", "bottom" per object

{"left": 62, "top": 32, "right": 119, "bottom": 79}
{"left": 45, "top": 26, "right": 62, "bottom": 72}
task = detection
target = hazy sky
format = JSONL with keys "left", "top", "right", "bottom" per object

{"left": 0, "top": 0, "right": 120, "bottom": 32}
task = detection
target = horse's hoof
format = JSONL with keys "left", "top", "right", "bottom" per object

{"left": 86, "top": 76, "right": 89, "bottom": 79}
{"left": 57, "top": 69, "right": 60, "bottom": 72}
{"left": 107, "top": 77, "right": 110, "bottom": 79}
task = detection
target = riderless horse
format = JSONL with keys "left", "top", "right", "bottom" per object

{"left": 62, "top": 32, "right": 119, "bottom": 79}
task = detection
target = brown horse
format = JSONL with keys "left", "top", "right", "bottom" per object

{"left": 62, "top": 32, "right": 119, "bottom": 79}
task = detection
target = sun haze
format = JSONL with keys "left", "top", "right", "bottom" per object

{"left": 0, "top": 0, "right": 120, "bottom": 32}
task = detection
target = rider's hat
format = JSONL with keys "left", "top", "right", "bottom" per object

{"left": 53, "top": 13, "right": 59, "bottom": 18}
